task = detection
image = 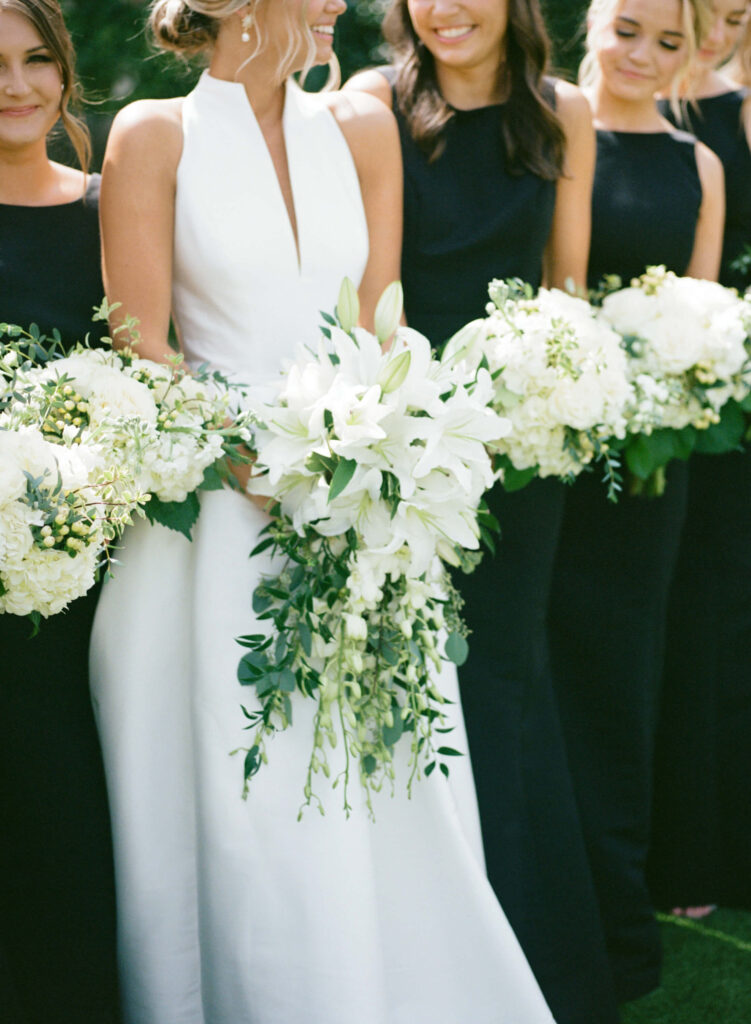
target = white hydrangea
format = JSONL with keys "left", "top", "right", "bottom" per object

{"left": 0, "top": 543, "right": 99, "bottom": 617}
{"left": 600, "top": 267, "right": 751, "bottom": 432}
{"left": 444, "top": 285, "right": 632, "bottom": 479}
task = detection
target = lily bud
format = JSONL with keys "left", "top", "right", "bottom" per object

{"left": 336, "top": 277, "right": 360, "bottom": 334}
{"left": 374, "top": 281, "right": 404, "bottom": 345}
{"left": 377, "top": 350, "right": 411, "bottom": 394}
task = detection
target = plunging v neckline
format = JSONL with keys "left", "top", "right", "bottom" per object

{"left": 202, "top": 72, "right": 304, "bottom": 274}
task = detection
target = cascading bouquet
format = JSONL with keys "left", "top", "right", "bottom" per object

{"left": 237, "top": 281, "right": 510, "bottom": 815}
{"left": 0, "top": 315, "right": 251, "bottom": 618}
{"left": 599, "top": 266, "right": 751, "bottom": 493}
{"left": 442, "top": 280, "right": 632, "bottom": 499}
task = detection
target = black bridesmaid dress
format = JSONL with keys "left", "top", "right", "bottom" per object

{"left": 548, "top": 130, "right": 701, "bottom": 1002}
{"left": 0, "top": 176, "right": 121, "bottom": 1024}
{"left": 649, "top": 91, "right": 751, "bottom": 911}
{"left": 381, "top": 67, "right": 619, "bottom": 1024}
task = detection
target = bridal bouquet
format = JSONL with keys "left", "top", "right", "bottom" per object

{"left": 599, "top": 267, "right": 751, "bottom": 489}
{"left": 237, "top": 281, "right": 509, "bottom": 815}
{"left": 443, "top": 281, "right": 631, "bottom": 498}
{"left": 0, "top": 319, "right": 251, "bottom": 617}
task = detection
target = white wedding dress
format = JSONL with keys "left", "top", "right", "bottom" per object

{"left": 90, "top": 71, "right": 555, "bottom": 1024}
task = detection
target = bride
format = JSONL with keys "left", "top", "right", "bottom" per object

{"left": 91, "top": 2, "right": 557, "bottom": 1022}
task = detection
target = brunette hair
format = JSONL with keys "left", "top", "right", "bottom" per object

{"left": 149, "top": 0, "right": 329, "bottom": 85}
{"left": 383, "top": 0, "right": 566, "bottom": 178}
{"left": 0, "top": 0, "right": 91, "bottom": 172}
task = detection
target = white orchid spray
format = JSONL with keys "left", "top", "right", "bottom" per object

{"left": 444, "top": 280, "right": 632, "bottom": 499}
{"left": 237, "top": 280, "right": 510, "bottom": 817}
{"left": 598, "top": 266, "right": 751, "bottom": 494}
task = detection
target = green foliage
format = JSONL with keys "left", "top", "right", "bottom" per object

{"left": 143, "top": 492, "right": 200, "bottom": 540}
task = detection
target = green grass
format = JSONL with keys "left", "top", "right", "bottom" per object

{"left": 622, "top": 910, "right": 751, "bottom": 1024}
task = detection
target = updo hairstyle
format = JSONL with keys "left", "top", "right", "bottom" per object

{"left": 148, "top": 0, "right": 250, "bottom": 57}
{"left": 0, "top": 0, "right": 91, "bottom": 172}
{"left": 149, "top": 0, "right": 325, "bottom": 85}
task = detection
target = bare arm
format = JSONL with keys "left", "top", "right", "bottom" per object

{"left": 685, "top": 142, "right": 724, "bottom": 281}
{"left": 99, "top": 99, "right": 183, "bottom": 361}
{"left": 328, "top": 90, "right": 403, "bottom": 332}
{"left": 544, "top": 81, "right": 596, "bottom": 292}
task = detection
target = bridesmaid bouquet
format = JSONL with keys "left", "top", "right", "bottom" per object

{"left": 0, "top": 424, "right": 134, "bottom": 617}
{"left": 600, "top": 266, "right": 751, "bottom": 492}
{"left": 238, "top": 281, "right": 509, "bottom": 815}
{"left": 443, "top": 281, "right": 631, "bottom": 499}
{"left": 0, "top": 319, "right": 251, "bottom": 617}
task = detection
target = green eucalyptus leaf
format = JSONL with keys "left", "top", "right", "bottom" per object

{"left": 238, "top": 651, "right": 267, "bottom": 685}
{"left": 279, "top": 668, "right": 297, "bottom": 693}
{"left": 382, "top": 714, "right": 404, "bottom": 748}
{"left": 255, "top": 674, "right": 277, "bottom": 697}
{"left": 362, "top": 754, "right": 377, "bottom": 776}
{"left": 298, "top": 621, "right": 313, "bottom": 656}
{"left": 252, "top": 590, "right": 273, "bottom": 614}
{"left": 445, "top": 631, "right": 469, "bottom": 667}
{"left": 437, "top": 746, "right": 463, "bottom": 757}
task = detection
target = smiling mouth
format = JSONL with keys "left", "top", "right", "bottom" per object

{"left": 618, "top": 68, "right": 650, "bottom": 80}
{"left": 312, "top": 24, "right": 335, "bottom": 39}
{"left": 434, "top": 25, "right": 474, "bottom": 41}
{"left": 0, "top": 106, "right": 39, "bottom": 117}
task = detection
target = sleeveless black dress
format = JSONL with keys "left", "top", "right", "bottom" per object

{"left": 549, "top": 130, "right": 699, "bottom": 1002}
{"left": 382, "top": 68, "right": 619, "bottom": 1024}
{"left": 0, "top": 176, "right": 121, "bottom": 1024}
{"left": 649, "top": 92, "right": 751, "bottom": 910}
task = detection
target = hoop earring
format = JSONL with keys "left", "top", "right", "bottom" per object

{"left": 241, "top": 11, "right": 254, "bottom": 43}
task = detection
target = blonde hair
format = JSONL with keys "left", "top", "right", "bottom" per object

{"left": 728, "top": 12, "right": 751, "bottom": 86}
{"left": 579, "top": 0, "right": 711, "bottom": 104}
{"left": 149, "top": 0, "right": 335, "bottom": 86}
{"left": 0, "top": 0, "right": 91, "bottom": 172}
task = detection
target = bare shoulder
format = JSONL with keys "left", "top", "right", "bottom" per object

{"left": 324, "top": 88, "right": 399, "bottom": 154}
{"left": 343, "top": 68, "right": 394, "bottom": 109}
{"left": 741, "top": 91, "right": 751, "bottom": 147}
{"left": 695, "top": 139, "right": 724, "bottom": 191}
{"left": 106, "top": 97, "right": 185, "bottom": 173}
{"left": 553, "top": 79, "right": 593, "bottom": 132}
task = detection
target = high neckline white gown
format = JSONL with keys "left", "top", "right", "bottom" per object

{"left": 90, "top": 71, "right": 556, "bottom": 1024}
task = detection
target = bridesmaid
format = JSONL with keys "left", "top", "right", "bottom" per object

{"left": 347, "top": 5, "right": 621, "bottom": 1024}
{"left": 649, "top": 0, "right": 751, "bottom": 915}
{"left": 548, "top": 0, "right": 722, "bottom": 1004}
{"left": 0, "top": 2, "right": 120, "bottom": 1021}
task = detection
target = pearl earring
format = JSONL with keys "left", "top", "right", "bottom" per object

{"left": 241, "top": 12, "right": 254, "bottom": 43}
